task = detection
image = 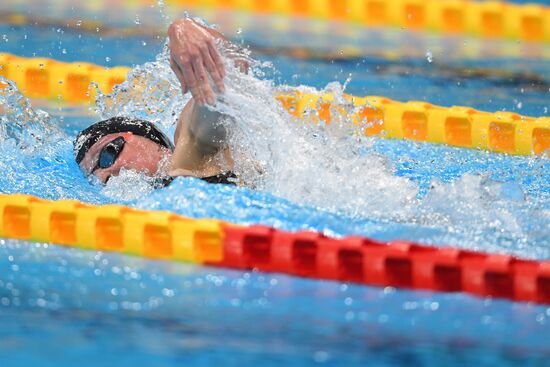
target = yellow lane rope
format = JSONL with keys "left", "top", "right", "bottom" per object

{"left": 1, "top": 53, "right": 549, "bottom": 155}
{"left": 4, "top": 6, "right": 550, "bottom": 61}
{"left": 8, "top": 0, "right": 550, "bottom": 43}
{"left": 0, "top": 53, "right": 129, "bottom": 102}
{"left": 168, "top": 0, "right": 550, "bottom": 43}
{"left": 0, "top": 194, "right": 225, "bottom": 263}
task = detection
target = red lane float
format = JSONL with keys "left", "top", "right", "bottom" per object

{"left": 208, "top": 225, "right": 550, "bottom": 304}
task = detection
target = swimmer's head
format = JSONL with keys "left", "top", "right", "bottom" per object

{"left": 74, "top": 117, "right": 174, "bottom": 185}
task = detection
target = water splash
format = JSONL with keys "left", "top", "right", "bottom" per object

{"left": 0, "top": 79, "right": 102, "bottom": 202}
{"left": 101, "top": 169, "right": 155, "bottom": 202}
{"left": 94, "top": 44, "right": 186, "bottom": 131}
{"left": 0, "top": 77, "right": 64, "bottom": 152}
{"left": 0, "top": 45, "right": 548, "bottom": 257}
{"left": 101, "top": 45, "right": 550, "bottom": 255}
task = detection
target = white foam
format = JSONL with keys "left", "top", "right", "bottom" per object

{"left": 101, "top": 169, "right": 155, "bottom": 202}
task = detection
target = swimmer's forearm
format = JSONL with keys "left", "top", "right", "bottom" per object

{"left": 188, "top": 100, "right": 228, "bottom": 155}
{"left": 170, "top": 99, "right": 233, "bottom": 175}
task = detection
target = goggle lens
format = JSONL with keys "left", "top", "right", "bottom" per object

{"left": 96, "top": 136, "right": 126, "bottom": 170}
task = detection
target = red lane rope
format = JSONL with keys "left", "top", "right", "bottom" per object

{"left": 208, "top": 225, "right": 550, "bottom": 304}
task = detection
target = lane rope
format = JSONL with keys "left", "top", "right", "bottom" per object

{"left": 169, "top": 0, "right": 550, "bottom": 43}
{"left": 5, "top": 0, "right": 550, "bottom": 43}
{"left": 2, "top": 53, "right": 549, "bottom": 155}
{"left": 1, "top": 193, "right": 549, "bottom": 305}
{"left": 4, "top": 2, "right": 550, "bottom": 62}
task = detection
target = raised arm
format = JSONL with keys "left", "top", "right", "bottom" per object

{"left": 167, "top": 18, "right": 244, "bottom": 177}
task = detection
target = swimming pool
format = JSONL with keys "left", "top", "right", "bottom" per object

{"left": 1, "top": 2, "right": 550, "bottom": 366}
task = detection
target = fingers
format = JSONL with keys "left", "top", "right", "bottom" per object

{"left": 219, "top": 42, "right": 249, "bottom": 74}
{"left": 170, "top": 47, "right": 223, "bottom": 104}
{"left": 235, "top": 59, "right": 249, "bottom": 74}
{"left": 169, "top": 56, "right": 188, "bottom": 94}
{"left": 207, "top": 39, "right": 226, "bottom": 80}
{"left": 191, "top": 56, "right": 216, "bottom": 105}
{"left": 167, "top": 23, "right": 228, "bottom": 105}
{"left": 171, "top": 43, "right": 205, "bottom": 104}
{"left": 200, "top": 45, "right": 225, "bottom": 93}
{"left": 179, "top": 57, "right": 203, "bottom": 104}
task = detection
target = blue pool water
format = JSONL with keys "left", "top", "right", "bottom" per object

{"left": 1, "top": 14, "right": 550, "bottom": 367}
{"left": 2, "top": 240, "right": 550, "bottom": 367}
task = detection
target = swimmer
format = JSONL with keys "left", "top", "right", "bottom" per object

{"left": 74, "top": 18, "right": 246, "bottom": 186}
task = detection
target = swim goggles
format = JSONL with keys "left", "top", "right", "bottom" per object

{"left": 92, "top": 136, "right": 125, "bottom": 174}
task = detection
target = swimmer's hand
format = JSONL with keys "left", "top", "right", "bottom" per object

{"left": 168, "top": 18, "right": 226, "bottom": 105}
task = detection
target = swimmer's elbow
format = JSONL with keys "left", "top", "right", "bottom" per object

{"left": 193, "top": 124, "right": 227, "bottom": 155}
{"left": 189, "top": 104, "right": 229, "bottom": 155}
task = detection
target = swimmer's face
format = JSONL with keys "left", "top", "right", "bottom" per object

{"left": 79, "top": 132, "right": 172, "bottom": 184}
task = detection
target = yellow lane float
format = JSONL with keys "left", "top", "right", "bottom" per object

{"left": 1, "top": 53, "right": 549, "bottom": 155}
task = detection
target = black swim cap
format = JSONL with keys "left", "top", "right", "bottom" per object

{"left": 74, "top": 117, "right": 175, "bottom": 164}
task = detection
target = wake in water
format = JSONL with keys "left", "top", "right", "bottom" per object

{"left": 0, "top": 44, "right": 549, "bottom": 257}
